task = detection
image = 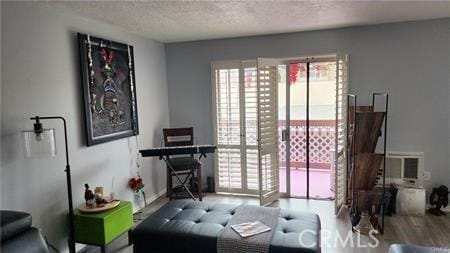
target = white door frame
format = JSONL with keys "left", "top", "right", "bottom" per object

{"left": 211, "top": 53, "right": 348, "bottom": 210}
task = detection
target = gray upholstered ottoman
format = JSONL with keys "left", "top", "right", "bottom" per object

{"left": 132, "top": 200, "right": 321, "bottom": 253}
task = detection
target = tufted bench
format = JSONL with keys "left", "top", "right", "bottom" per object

{"left": 132, "top": 200, "right": 321, "bottom": 253}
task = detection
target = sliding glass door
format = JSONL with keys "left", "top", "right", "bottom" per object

{"left": 307, "top": 60, "right": 337, "bottom": 199}
{"left": 278, "top": 55, "right": 348, "bottom": 211}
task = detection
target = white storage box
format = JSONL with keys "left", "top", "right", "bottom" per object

{"left": 396, "top": 185, "right": 426, "bottom": 216}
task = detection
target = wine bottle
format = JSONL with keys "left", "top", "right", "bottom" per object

{"left": 370, "top": 205, "right": 379, "bottom": 231}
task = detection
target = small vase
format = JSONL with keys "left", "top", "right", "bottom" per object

{"left": 354, "top": 211, "right": 374, "bottom": 235}
{"left": 134, "top": 192, "right": 144, "bottom": 209}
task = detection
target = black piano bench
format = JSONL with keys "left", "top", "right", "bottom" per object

{"left": 132, "top": 200, "right": 321, "bottom": 253}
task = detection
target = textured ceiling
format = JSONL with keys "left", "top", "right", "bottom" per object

{"left": 38, "top": 1, "right": 450, "bottom": 43}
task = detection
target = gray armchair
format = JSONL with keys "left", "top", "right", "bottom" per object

{"left": 1, "top": 210, "right": 49, "bottom": 253}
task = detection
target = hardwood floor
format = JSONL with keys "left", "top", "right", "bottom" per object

{"left": 80, "top": 193, "right": 450, "bottom": 253}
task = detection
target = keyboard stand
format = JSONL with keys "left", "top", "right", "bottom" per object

{"left": 139, "top": 145, "right": 216, "bottom": 201}
{"left": 160, "top": 156, "right": 197, "bottom": 201}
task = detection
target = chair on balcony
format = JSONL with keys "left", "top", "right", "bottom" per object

{"left": 163, "top": 127, "right": 202, "bottom": 201}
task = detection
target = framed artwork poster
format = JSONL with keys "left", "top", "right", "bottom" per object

{"left": 78, "top": 33, "right": 139, "bottom": 146}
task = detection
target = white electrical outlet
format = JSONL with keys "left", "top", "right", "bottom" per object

{"left": 423, "top": 171, "right": 431, "bottom": 181}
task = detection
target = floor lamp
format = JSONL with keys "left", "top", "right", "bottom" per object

{"left": 23, "top": 116, "right": 76, "bottom": 253}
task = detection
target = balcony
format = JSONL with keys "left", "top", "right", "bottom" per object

{"left": 278, "top": 120, "right": 335, "bottom": 199}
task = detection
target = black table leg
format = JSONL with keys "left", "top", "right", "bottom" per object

{"left": 128, "top": 230, "right": 132, "bottom": 246}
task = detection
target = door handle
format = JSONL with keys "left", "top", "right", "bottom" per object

{"left": 281, "top": 129, "right": 288, "bottom": 141}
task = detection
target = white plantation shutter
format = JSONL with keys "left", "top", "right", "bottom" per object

{"left": 217, "top": 149, "right": 242, "bottom": 189}
{"left": 257, "top": 58, "right": 280, "bottom": 206}
{"left": 212, "top": 62, "right": 243, "bottom": 191}
{"left": 335, "top": 53, "right": 349, "bottom": 214}
{"left": 243, "top": 65, "right": 259, "bottom": 192}
{"left": 212, "top": 60, "right": 273, "bottom": 197}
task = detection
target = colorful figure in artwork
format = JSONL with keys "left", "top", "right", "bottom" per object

{"left": 88, "top": 37, "right": 132, "bottom": 133}
{"left": 102, "top": 78, "right": 117, "bottom": 112}
{"left": 100, "top": 48, "right": 125, "bottom": 126}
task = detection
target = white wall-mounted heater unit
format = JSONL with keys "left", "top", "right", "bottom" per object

{"left": 383, "top": 152, "right": 424, "bottom": 187}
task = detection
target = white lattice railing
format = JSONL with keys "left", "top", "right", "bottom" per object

{"left": 279, "top": 120, "right": 335, "bottom": 170}
{"left": 217, "top": 120, "right": 335, "bottom": 170}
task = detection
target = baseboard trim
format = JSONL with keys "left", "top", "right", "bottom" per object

{"left": 145, "top": 188, "right": 166, "bottom": 205}
{"left": 132, "top": 188, "right": 167, "bottom": 214}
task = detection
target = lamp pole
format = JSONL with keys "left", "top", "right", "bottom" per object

{"left": 30, "top": 116, "right": 76, "bottom": 253}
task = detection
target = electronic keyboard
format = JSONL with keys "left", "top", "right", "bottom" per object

{"left": 139, "top": 145, "right": 216, "bottom": 157}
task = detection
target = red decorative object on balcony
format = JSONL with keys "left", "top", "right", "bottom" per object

{"left": 290, "top": 64, "right": 299, "bottom": 84}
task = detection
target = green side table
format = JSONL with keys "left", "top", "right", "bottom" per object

{"left": 73, "top": 201, "right": 133, "bottom": 253}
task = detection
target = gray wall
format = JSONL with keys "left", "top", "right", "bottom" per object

{"left": 165, "top": 18, "right": 450, "bottom": 188}
{"left": 1, "top": 2, "right": 169, "bottom": 251}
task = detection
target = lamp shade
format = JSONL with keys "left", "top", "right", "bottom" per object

{"left": 22, "top": 128, "right": 57, "bottom": 158}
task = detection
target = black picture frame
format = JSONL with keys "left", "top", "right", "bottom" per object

{"left": 78, "top": 33, "right": 139, "bottom": 146}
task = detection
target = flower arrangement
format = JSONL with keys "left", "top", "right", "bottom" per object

{"left": 129, "top": 172, "right": 147, "bottom": 207}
